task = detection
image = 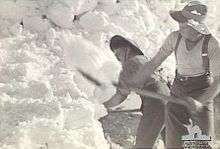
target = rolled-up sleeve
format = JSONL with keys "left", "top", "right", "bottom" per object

{"left": 159, "top": 31, "right": 179, "bottom": 58}
{"left": 148, "top": 31, "right": 179, "bottom": 71}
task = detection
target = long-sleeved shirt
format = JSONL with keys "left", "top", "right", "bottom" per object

{"left": 104, "top": 55, "right": 157, "bottom": 108}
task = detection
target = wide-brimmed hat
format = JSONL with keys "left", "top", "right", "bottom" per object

{"left": 169, "top": 1, "right": 210, "bottom": 35}
{"left": 110, "top": 35, "right": 144, "bottom": 55}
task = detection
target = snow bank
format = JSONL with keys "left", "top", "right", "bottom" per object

{"left": 0, "top": 98, "right": 108, "bottom": 149}
{"left": 0, "top": 0, "right": 219, "bottom": 148}
{"left": 0, "top": 31, "right": 109, "bottom": 148}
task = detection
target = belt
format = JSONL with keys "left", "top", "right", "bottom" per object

{"left": 176, "top": 71, "right": 211, "bottom": 82}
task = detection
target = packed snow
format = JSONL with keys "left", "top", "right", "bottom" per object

{"left": 0, "top": 0, "right": 219, "bottom": 149}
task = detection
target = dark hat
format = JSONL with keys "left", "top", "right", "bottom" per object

{"left": 110, "top": 35, "right": 144, "bottom": 55}
{"left": 170, "top": 1, "right": 210, "bottom": 34}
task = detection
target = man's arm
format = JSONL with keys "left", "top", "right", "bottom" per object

{"left": 197, "top": 77, "right": 220, "bottom": 104}
{"left": 209, "top": 36, "right": 220, "bottom": 82}
{"left": 198, "top": 36, "right": 220, "bottom": 103}
{"left": 103, "top": 73, "right": 130, "bottom": 108}
{"left": 130, "top": 32, "right": 178, "bottom": 88}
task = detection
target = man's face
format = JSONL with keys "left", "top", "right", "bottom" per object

{"left": 179, "top": 22, "right": 202, "bottom": 41}
{"left": 114, "top": 48, "right": 128, "bottom": 63}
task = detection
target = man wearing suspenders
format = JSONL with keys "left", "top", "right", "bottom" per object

{"left": 130, "top": 1, "right": 220, "bottom": 148}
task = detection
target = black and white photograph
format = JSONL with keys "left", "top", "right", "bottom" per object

{"left": 0, "top": 0, "right": 219, "bottom": 149}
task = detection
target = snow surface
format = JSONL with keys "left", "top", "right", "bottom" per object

{"left": 0, "top": 0, "right": 219, "bottom": 149}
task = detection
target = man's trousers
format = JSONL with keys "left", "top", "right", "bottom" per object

{"left": 134, "top": 79, "right": 170, "bottom": 149}
{"left": 166, "top": 78, "right": 215, "bottom": 149}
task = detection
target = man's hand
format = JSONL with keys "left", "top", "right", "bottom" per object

{"left": 197, "top": 77, "right": 220, "bottom": 104}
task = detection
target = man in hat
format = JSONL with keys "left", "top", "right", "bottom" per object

{"left": 131, "top": 1, "right": 220, "bottom": 148}
{"left": 104, "top": 35, "right": 170, "bottom": 148}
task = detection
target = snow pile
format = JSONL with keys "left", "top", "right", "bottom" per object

{"left": 0, "top": 32, "right": 108, "bottom": 148}
{"left": 0, "top": 100, "right": 108, "bottom": 149}
{"left": 0, "top": 0, "right": 219, "bottom": 148}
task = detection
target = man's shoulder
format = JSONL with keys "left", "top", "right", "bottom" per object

{"left": 170, "top": 30, "right": 180, "bottom": 36}
{"left": 208, "top": 34, "right": 220, "bottom": 51}
{"left": 161, "top": 30, "right": 180, "bottom": 51}
{"left": 209, "top": 35, "right": 219, "bottom": 46}
{"left": 122, "top": 55, "right": 148, "bottom": 72}
{"left": 167, "top": 30, "right": 180, "bottom": 39}
{"left": 120, "top": 55, "right": 148, "bottom": 82}
{"left": 163, "top": 30, "right": 180, "bottom": 44}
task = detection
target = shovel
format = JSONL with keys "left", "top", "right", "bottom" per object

{"left": 77, "top": 69, "right": 220, "bottom": 114}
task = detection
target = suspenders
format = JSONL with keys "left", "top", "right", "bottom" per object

{"left": 202, "top": 34, "right": 211, "bottom": 74}
{"left": 174, "top": 33, "right": 211, "bottom": 75}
